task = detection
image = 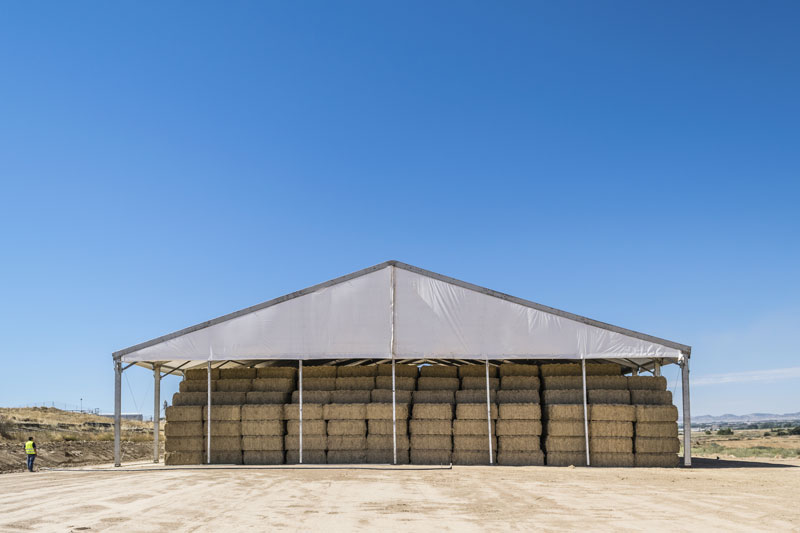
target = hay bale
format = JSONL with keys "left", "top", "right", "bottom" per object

{"left": 330, "top": 390, "right": 371, "bottom": 404}
{"left": 589, "top": 389, "right": 630, "bottom": 404}
{"left": 203, "top": 436, "right": 242, "bottom": 451}
{"left": 284, "top": 435, "right": 327, "bottom": 450}
{"left": 495, "top": 420, "right": 542, "bottom": 436}
{"left": 303, "top": 366, "right": 337, "bottom": 378}
{"left": 546, "top": 420, "right": 584, "bottom": 437}
{"left": 635, "top": 405, "right": 678, "bottom": 422}
{"left": 366, "top": 403, "right": 409, "bottom": 420}
{"left": 588, "top": 376, "right": 628, "bottom": 390}
{"left": 243, "top": 450, "right": 284, "bottom": 465}
{"left": 366, "top": 449, "right": 410, "bottom": 464}
{"left": 215, "top": 379, "right": 252, "bottom": 392}
{"left": 241, "top": 405, "right": 283, "bottom": 420}
{"left": 499, "top": 364, "right": 539, "bottom": 377}
{"left": 497, "top": 390, "right": 540, "bottom": 404}
{"left": 335, "top": 377, "right": 375, "bottom": 391}
{"left": 461, "top": 377, "right": 500, "bottom": 390}
{"left": 410, "top": 450, "right": 451, "bottom": 464}
{"left": 291, "top": 390, "right": 332, "bottom": 404}
{"left": 590, "top": 404, "right": 635, "bottom": 422}
{"left": 256, "top": 366, "right": 297, "bottom": 379}
{"left": 412, "top": 403, "right": 453, "bottom": 420}
{"left": 453, "top": 420, "right": 493, "bottom": 436}
{"left": 630, "top": 390, "right": 673, "bottom": 405}
{"left": 165, "top": 437, "right": 203, "bottom": 452}
{"left": 635, "top": 422, "right": 678, "bottom": 438}
{"left": 286, "top": 420, "right": 326, "bottom": 435}
{"left": 303, "top": 378, "right": 336, "bottom": 391}
{"left": 368, "top": 419, "right": 409, "bottom": 435}
{"left": 241, "top": 420, "right": 283, "bottom": 436}
{"left": 456, "top": 403, "right": 498, "bottom": 420}
{"left": 591, "top": 452, "right": 634, "bottom": 467}
{"left": 627, "top": 376, "right": 668, "bottom": 391}
{"left": 500, "top": 376, "right": 541, "bottom": 390}
{"left": 452, "top": 450, "right": 496, "bottom": 465}
{"left": 246, "top": 392, "right": 290, "bottom": 405}
{"left": 371, "top": 389, "right": 413, "bottom": 403}
{"left": 542, "top": 376, "right": 581, "bottom": 390}
{"left": 419, "top": 365, "right": 458, "bottom": 378}
{"left": 366, "top": 434, "right": 410, "bottom": 450}
{"left": 179, "top": 380, "right": 215, "bottom": 393}
{"left": 375, "top": 376, "right": 417, "bottom": 390}
{"left": 459, "top": 365, "right": 498, "bottom": 378}
{"left": 323, "top": 403, "right": 367, "bottom": 420}
{"left": 172, "top": 392, "right": 206, "bottom": 406}
{"left": 216, "top": 392, "right": 247, "bottom": 405}
{"left": 498, "top": 436, "right": 541, "bottom": 452}
{"left": 327, "top": 420, "right": 367, "bottom": 435}
{"left": 219, "top": 367, "right": 256, "bottom": 380}
{"left": 546, "top": 451, "right": 586, "bottom": 466}
{"left": 417, "top": 377, "right": 460, "bottom": 391}
{"left": 165, "top": 406, "right": 202, "bottom": 422}
{"left": 591, "top": 437, "right": 633, "bottom": 453}
{"left": 165, "top": 451, "right": 204, "bottom": 465}
{"left": 327, "top": 435, "right": 367, "bottom": 450}
{"left": 498, "top": 451, "right": 545, "bottom": 466}
{"left": 635, "top": 437, "right": 680, "bottom": 453}
{"left": 542, "top": 389, "right": 582, "bottom": 404}
{"left": 591, "top": 421, "right": 633, "bottom": 438}
{"left": 498, "top": 403, "right": 541, "bottom": 420}
{"left": 337, "top": 365, "right": 377, "bottom": 377}
{"left": 412, "top": 390, "right": 455, "bottom": 404}
{"left": 456, "top": 390, "right": 497, "bottom": 403}
{"left": 409, "top": 420, "right": 452, "bottom": 436}
{"left": 251, "top": 378, "right": 295, "bottom": 393}
{"left": 545, "top": 404, "right": 584, "bottom": 421}
{"left": 165, "top": 422, "right": 203, "bottom": 437}
{"left": 586, "top": 363, "right": 622, "bottom": 376}
{"left": 453, "top": 435, "right": 497, "bottom": 451}
{"left": 285, "top": 450, "right": 326, "bottom": 464}
{"left": 545, "top": 436, "right": 585, "bottom": 452}
{"left": 327, "top": 450, "right": 367, "bottom": 464}
{"left": 241, "top": 436, "right": 284, "bottom": 451}
{"left": 377, "top": 364, "right": 418, "bottom": 378}
{"left": 540, "top": 363, "right": 581, "bottom": 377}
{"left": 635, "top": 453, "right": 679, "bottom": 467}
{"left": 185, "top": 368, "right": 219, "bottom": 381}
{"left": 202, "top": 421, "right": 241, "bottom": 437}
{"left": 202, "top": 405, "right": 241, "bottom": 421}
{"left": 282, "top": 403, "right": 324, "bottom": 420}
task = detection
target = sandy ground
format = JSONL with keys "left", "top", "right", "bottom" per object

{"left": 0, "top": 459, "right": 798, "bottom": 532}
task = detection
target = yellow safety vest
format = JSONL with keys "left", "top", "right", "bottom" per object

{"left": 25, "top": 441, "right": 36, "bottom": 455}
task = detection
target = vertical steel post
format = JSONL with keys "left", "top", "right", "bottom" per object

{"left": 390, "top": 266, "right": 397, "bottom": 465}
{"left": 299, "top": 360, "right": 303, "bottom": 464}
{"left": 681, "top": 356, "right": 692, "bottom": 467}
{"left": 654, "top": 360, "right": 661, "bottom": 377}
{"left": 114, "top": 358, "right": 122, "bottom": 467}
{"left": 581, "top": 358, "right": 590, "bottom": 466}
{"left": 485, "top": 358, "right": 494, "bottom": 465}
{"left": 207, "top": 361, "right": 212, "bottom": 465}
{"left": 153, "top": 363, "right": 161, "bottom": 463}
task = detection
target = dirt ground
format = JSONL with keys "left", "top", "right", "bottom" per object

{"left": 0, "top": 459, "right": 798, "bottom": 532}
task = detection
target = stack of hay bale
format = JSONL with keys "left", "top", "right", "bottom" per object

{"left": 203, "top": 404, "right": 242, "bottom": 465}
{"left": 285, "top": 365, "right": 333, "bottom": 464}
{"left": 248, "top": 366, "right": 296, "bottom": 405}
{"left": 241, "top": 404, "right": 284, "bottom": 465}
{"left": 410, "top": 366, "right": 457, "bottom": 464}
{"left": 324, "top": 403, "right": 368, "bottom": 464}
{"left": 496, "top": 364, "right": 543, "bottom": 465}
{"left": 366, "top": 363, "right": 416, "bottom": 464}
{"left": 452, "top": 365, "right": 497, "bottom": 465}
{"left": 629, "top": 375, "right": 680, "bottom": 467}
{"left": 164, "top": 405, "right": 204, "bottom": 465}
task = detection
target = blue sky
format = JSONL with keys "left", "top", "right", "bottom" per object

{"left": 1, "top": 1, "right": 798, "bottom": 417}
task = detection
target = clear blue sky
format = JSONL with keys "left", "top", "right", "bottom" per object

{"left": 1, "top": 2, "right": 798, "bottom": 417}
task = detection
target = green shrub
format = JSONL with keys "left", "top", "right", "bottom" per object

{"left": 717, "top": 427, "right": 733, "bottom": 436}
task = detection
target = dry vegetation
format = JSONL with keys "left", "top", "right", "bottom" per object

{"left": 685, "top": 428, "right": 800, "bottom": 459}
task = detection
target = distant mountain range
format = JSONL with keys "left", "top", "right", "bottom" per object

{"left": 692, "top": 412, "right": 800, "bottom": 424}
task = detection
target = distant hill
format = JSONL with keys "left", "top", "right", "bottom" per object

{"left": 693, "top": 412, "right": 800, "bottom": 424}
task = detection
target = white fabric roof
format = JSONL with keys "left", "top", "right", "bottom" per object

{"left": 114, "top": 261, "right": 689, "bottom": 371}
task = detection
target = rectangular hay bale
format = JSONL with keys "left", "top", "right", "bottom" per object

{"left": 327, "top": 419, "right": 367, "bottom": 435}
{"left": 586, "top": 363, "right": 623, "bottom": 376}
{"left": 547, "top": 451, "right": 586, "bottom": 466}
{"left": 337, "top": 365, "right": 377, "bottom": 377}
{"left": 165, "top": 451, "right": 204, "bottom": 465}
{"left": 635, "top": 405, "right": 679, "bottom": 422}
{"left": 588, "top": 389, "right": 630, "bottom": 404}
{"left": 327, "top": 435, "right": 367, "bottom": 450}
{"left": 184, "top": 368, "right": 219, "bottom": 381}
{"left": 303, "top": 378, "right": 336, "bottom": 391}
{"left": 455, "top": 403, "right": 498, "bottom": 420}
{"left": 327, "top": 450, "right": 367, "bottom": 464}
{"left": 410, "top": 449, "right": 451, "bottom": 465}
{"left": 498, "top": 403, "right": 541, "bottom": 420}
{"left": 635, "top": 437, "right": 680, "bottom": 453}
{"left": 635, "top": 422, "right": 678, "bottom": 438}
{"left": 251, "top": 378, "right": 295, "bottom": 393}
{"left": 419, "top": 365, "right": 458, "bottom": 378}
{"left": 461, "top": 377, "right": 500, "bottom": 390}
{"left": 241, "top": 436, "right": 283, "bottom": 451}
{"left": 499, "top": 363, "right": 539, "bottom": 377}
{"left": 366, "top": 449, "right": 410, "bottom": 464}
{"left": 366, "top": 403, "right": 409, "bottom": 420}
{"left": 452, "top": 450, "right": 496, "bottom": 465}
{"left": 284, "top": 435, "right": 327, "bottom": 450}
{"left": 377, "top": 364, "right": 418, "bottom": 378}
{"left": 409, "top": 420, "right": 452, "bottom": 436}
{"left": 282, "top": 403, "right": 324, "bottom": 420}
{"left": 241, "top": 404, "right": 283, "bottom": 420}
{"left": 453, "top": 435, "right": 497, "bottom": 451}
{"left": 630, "top": 390, "right": 673, "bottom": 405}
{"left": 368, "top": 419, "right": 408, "bottom": 435}
{"left": 627, "top": 376, "right": 668, "bottom": 391}
{"left": 219, "top": 367, "right": 256, "bottom": 380}
{"left": 498, "top": 451, "right": 545, "bottom": 466}
{"left": 542, "top": 389, "right": 582, "bottom": 404}
{"left": 165, "top": 406, "right": 202, "bottom": 422}
{"left": 202, "top": 405, "right": 241, "bottom": 421}
{"left": 501, "top": 376, "right": 541, "bottom": 390}
{"left": 215, "top": 379, "right": 252, "bottom": 392}
{"left": 371, "top": 389, "right": 413, "bottom": 403}
{"left": 256, "top": 366, "right": 297, "bottom": 379}
{"left": 302, "top": 366, "right": 337, "bottom": 378}
{"left": 335, "top": 377, "right": 375, "bottom": 390}
{"left": 545, "top": 404, "right": 584, "bottom": 421}
{"left": 412, "top": 390, "right": 455, "bottom": 404}
{"left": 243, "top": 450, "right": 284, "bottom": 465}
{"left": 589, "top": 404, "right": 635, "bottom": 422}
{"left": 246, "top": 392, "right": 290, "bottom": 405}
{"left": 417, "top": 377, "right": 460, "bottom": 391}
{"left": 291, "top": 390, "right": 332, "bottom": 404}
{"left": 540, "top": 363, "right": 581, "bottom": 377}
{"left": 330, "top": 390, "right": 371, "bottom": 404}
{"left": 323, "top": 403, "right": 367, "bottom": 420}
{"left": 459, "top": 365, "right": 498, "bottom": 378}
{"left": 366, "top": 434, "right": 410, "bottom": 450}
{"left": 202, "top": 421, "right": 241, "bottom": 437}
{"left": 179, "top": 380, "right": 215, "bottom": 393}
{"left": 165, "top": 437, "right": 203, "bottom": 452}
{"left": 498, "top": 436, "right": 541, "bottom": 452}
{"left": 286, "top": 420, "right": 326, "bottom": 435}
{"left": 375, "top": 376, "right": 416, "bottom": 390}
{"left": 591, "top": 452, "right": 635, "bottom": 467}
{"left": 285, "top": 450, "right": 326, "bottom": 464}
{"left": 495, "top": 420, "right": 542, "bottom": 436}
{"left": 412, "top": 403, "right": 453, "bottom": 420}
{"left": 453, "top": 420, "right": 494, "bottom": 436}
{"left": 241, "top": 420, "right": 283, "bottom": 436}
{"left": 203, "top": 436, "right": 242, "bottom": 451}
{"left": 635, "top": 452, "right": 679, "bottom": 467}
{"left": 456, "top": 389, "right": 497, "bottom": 403}
{"left": 165, "top": 422, "right": 203, "bottom": 437}
{"left": 497, "top": 389, "right": 539, "bottom": 404}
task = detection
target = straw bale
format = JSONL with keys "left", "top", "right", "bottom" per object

{"left": 546, "top": 420, "right": 585, "bottom": 437}
{"left": 635, "top": 405, "right": 678, "bottom": 423}
{"left": 256, "top": 366, "right": 297, "bottom": 379}
{"left": 165, "top": 451, "right": 204, "bottom": 465}
{"left": 635, "top": 422, "right": 678, "bottom": 438}
{"left": 327, "top": 435, "right": 367, "bottom": 450}
{"left": 246, "top": 392, "right": 290, "bottom": 405}
{"left": 203, "top": 436, "right": 242, "bottom": 451}
{"left": 540, "top": 363, "right": 581, "bottom": 377}
{"left": 499, "top": 364, "right": 539, "bottom": 377}
{"left": 409, "top": 420, "right": 452, "bottom": 436}
{"left": 630, "top": 390, "right": 673, "bottom": 405}
{"left": 335, "top": 377, "right": 375, "bottom": 391}
{"left": 501, "top": 376, "right": 541, "bottom": 390}
{"left": 452, "top": 450, "right": 496, "bottom": 465}
{"left": 417, "top": 377, "right": 460, "bottom": 391}
{"left": 497, "top": 390, "right": 539, "bottom": 404}
{"left": 375, "top": 376, "right": 416, "bottom": 390}
{"left": 241, "top": 436, "right": 283, "bottom": 451}
{"left": 171, "top": 393, "right": 205, "bottom": 406}
{"left": 589, "top": 404, "right": 635, "bottom": 422}
{"left": 366, "top": 403, "right": 409, "bottom": 420}
{"left": 545, "top": 404, "right": 584, "bottom": 421}
{"left": 218, "top": 392, "right": 248, "bottom": 405}
{"left": 284, "top": 435, "right": 327, "bottom": 450}
{"left": 330, "top": 390, "right": 371, "bottom": 404}
{"left": 241, "top": 420, "right": 283, "bottom": 436}
{"left": 591, "top": 421, "right": 633, "bottom": 438}
{"left": 166, "top": 406, "right": 202, "bottom": 422}
{"left": 302, "top": 366, "right": 337, "bottom": 378}
{"left": 285, "top": 450, "right": 326, "bottom": 464}
{"left": 371, "top": 389, "right": 413, "bottom": 403}
{"left": 291, "top": 390, "right": 332, "bottom": 404}
{"left": 456, "top": 403, "right": 498, "bottom": 420}
{"left": 456, "top": 390, "right": 497, "bottom": 403}
{"left": 498, "top": 451, "right": 545, "bottom": 466}
{"left": 453, "top": 436, "right": 497, "bottom": 451}
{"left": 286, "top": 420, "right": 326, "bottom": 435}
{"left": 627, "top": 376, "right": 668, "bottom": 391}
{"left": 180, "top": 380, "right": 215, "bottom": 393}
{"left": 323, "top": 403, "right": 367, "bottom": 420}
{"left": 165, "top": 422, "right": 203, "bottom": 438}
{"left": 498, "top": 436, "right": 541, "bottom": 452}
{"left": 366, "top": 449, "right": 410, "bottom": 464}
{"left": 459, "top": 365, "right": 498, "bottom": 378}
{"left": 412, "top": 390, "right": 455, "bottom": 404}
{"left": 453, "top": 420, "right": 493, "bottom": 436}
{"left": 366, "top": 434, "right": 410, "bottom": 450}
{"left": 591, "top": 452, "right": 634, "bottom": 467}
{"left": 495, "top": 420, "right": 542, "bottom": 436}
{"left": 461, "top": 377, "right": 500, "bottom": 390}
{"left": 215, "top": 379, "right": 252, "bottom": 392}
{"left": 377, "top": 364, "right": 418, "bottom": 378}
{"left": 282, "top": 403, "right": 324, "bottom": 420}
{"left": 337, "top": 365, "right": 377, "bottom": 377}
{"left": 588, "top": 376, "right": 628, "bottom": 390}
{"left": 591, "top": 437, "right": 633, "bottom": 453}
{"left": 185, "top": 368, "right": 219, "bottom": 381}
{"left": 202, "top": 405, "right": 241, "bottom": 421}
{"left": 165, "top": 437, "right": 203, "bottom": 452}
{"left": 209, "top": 451, "right": 242, "bottom": 464}
{"left": 243, "top": 451, "right": 284, "bottom": 465}
{"left": 545, "top": 436, "right": 585, "bottom": 452}
{"left": 546, "top": 452, "right": 587, "bottom": 466}
{"left": 588, "top": 389, "right": 630, "bottom": 404}
{"left": 635, "top": 453, "right": 679, "bottom": 467}
{"left": 542, "top": 389, "right": 582, "bottom": 404}
{"left": 410, "top": 450, "right": 451, "bottom": 465}
{"left": 498, "top": 403, "right": 541, "bottom": 420}
{"left": 251, "top": 378, "right": 295, "bottom": 393}
{"left": 635, "top": 437, "right": 680, "bottom": 453}
{"left": 219, "top": 368, "right": 256, "bottom": 380}
{"left": 327, "top": 420, "right": 367, "bottom": 436}
{"left": 586, "top": 363, "right": 623, "bottom": 376}
{"left": 419, "top": 365, "right": 458, "bottom": 378}
{"left": 304, "top": 378, "right": 336, "bottom": 391}
{"left": 542, "top": 376, "right": 581, "bottom": 390}
{"left": 202, "top": 421, "right": 241, "bottom": 437}
{"left": 412, "top": 403, "right": 453, "bottom": 420}
{"left": 368, "top": 419, "right": 409, "bottom": 435}
{"left": 327, "top": 450, "right": 367, "bottom": 464}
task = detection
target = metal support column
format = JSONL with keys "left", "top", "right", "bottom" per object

{"left": 207, "top": 361, "right": 212, "bottom": 465}
{"left": 681, "top": 356, "right": 692, "bottom": 467}
{"left": 298, "top": 360, "right": 303, "bottom": 464}
{"left": 390, "top": 265, "right": 397, "bottom": 465}
{"left": 581, "top": 358, "right": 590, "bottom": 466}
{"left": 485, "top": 358, "right": 494, "bottom": 465}
{"left": 114, "top": 358, "right": 122, "bottom": 467}
{"left": 153, "top": 363, "right": 161, "bottom": 463}
{"left": 654, "top": 360, "right": 661, "bottom": 377}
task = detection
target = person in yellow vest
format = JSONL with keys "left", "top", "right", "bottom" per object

{"left": 24, "top": 437, "right": 37, "bottom": 472}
